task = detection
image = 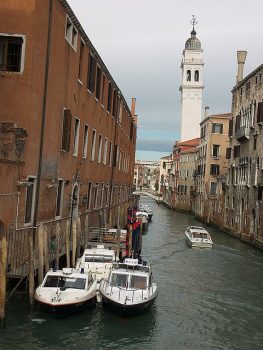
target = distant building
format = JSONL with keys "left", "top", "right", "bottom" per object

{"left": 226, "top": 51, "right": 263, "bottom": 245}
{"left": 195, "top": 112, "right": 231, "bottom": 221}
{"left": 133, "top": 161, "right": 160, "bottom": 191}
{"left": 159, "top": 155, "right": 172, "bottom": 199}
{"left": 179, "top": 17, "right": 204, "bottom": 141}
{"left": 170, "top": 138, "right": 200, "bottom": 210}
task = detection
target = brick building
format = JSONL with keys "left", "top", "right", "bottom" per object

{"left": 226, "top": 51, "right": 263, "bottom": 245}
{"left": 0, "top": 0, "right": 137, "bottom": 312}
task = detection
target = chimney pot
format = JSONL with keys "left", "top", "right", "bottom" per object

{"left": 237, "top": 50, "right": 247, "bottom": 83}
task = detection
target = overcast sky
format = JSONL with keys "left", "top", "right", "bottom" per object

{"left": 68, "top": 0, "right": 263, "bottom": 160}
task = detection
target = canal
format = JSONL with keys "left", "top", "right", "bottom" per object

{"left": 1, "top": 197, "right": 263, "bottom": 350}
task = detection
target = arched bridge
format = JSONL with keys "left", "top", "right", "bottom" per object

{"left": 133, "top": 189, "right": 163, "bottom": 202}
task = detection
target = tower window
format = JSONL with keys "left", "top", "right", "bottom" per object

{"left": 186, "top": 70, "right": 191, "bottom": 81}
{"left": 194, "top": 70, "right": 199, "bottom": 82}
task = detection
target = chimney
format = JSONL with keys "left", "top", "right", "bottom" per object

{"left": 205, "top": 106, "right": 210, "bottom": 118}
{"left": 130, "top": 97, "right": 136, "bottom": 118}
{"left": 237, "top": 51, "right": 247, "bottom": 83}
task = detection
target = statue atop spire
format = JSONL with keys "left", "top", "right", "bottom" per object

{"left": 191, "top": 14, "right": 198, "bottom": 31}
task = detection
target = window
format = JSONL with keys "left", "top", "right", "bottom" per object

{"left": 235, "top": 115, "right": 241, "bottom": 132}
{"left": 25, "top": 177, "right": 36, "bottom": 224}
{"left": 0, "top": 35, "right": 25, "bottom": 73}
{"left": 103, "top": 138, "right": 108, "bottom": 164}
{"left": 226, "top": 148, "right": 231, "bottom": 159}
{"left": 112, "top": 89, "right": 118, "bottom": 117}
{"left": 108, "top": 141, "right": 112, "bottom": 166}
{"left": 61, "top": 109, "right": 72, "bottom": 151}
{"left": 87, "top": 182, "right": 92, "bottom": 210}
{"left": 130, "top": 121, "right": 134, "bottom": 140}
{"left": 82, "top": 125, "right": 88, "bottom": 158}
{"left": 253, "top": 136, "right": 257, "bottom": 150}
{"left": 78, "top": 40, "right": 84, "bottom": 81}
{"left": 95, "top": 65, "right": 102, "bottom": 100}
{"left": 194, "top": 70, "right": 199, "bottom": 82}
{"left": 233, "top": 145, "right": 240, "bottom": 158}
{"left": 87, "top": 53, "right": 96, "bottom": 92}
{"left": 186, "top": 70, "right": 191, "bottom": 81}
{"left": 212, "top": 123, "right": 223, "bottom": 134}
{"left": 98, "top": 134, "right": 102, "bottom": 163}
{"left": 107, "top": 82, "right": 113, "bottom": 112}
{"left": 55, "top": 180, "right": 64, "bottom": 217}
{"left": 228, "top": 118, "right": 233, "bottom": 137}
{"left": 210, "top": 164, "right": 220, "bottom": 175}
{"left": 65, "top": 16, "right": 77, "bottom": 50}
{"left": 73, "top": 118, "right": 80, "bottom": 156}
{"left": 210, "top": 182, "right": 217, "bottom": 195}
{"left": 257, "top": 102, "right": 263, "bottom": 123}
{"left": 212, "top": 145, "right": 220, "bottom": 158}
{"left": 101, "top": 75, "right": 106, "bottom": 106}
{"left": 91, "top": 130, "right": 96, "bottom": 161}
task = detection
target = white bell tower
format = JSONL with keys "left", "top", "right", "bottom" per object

{"left": 179, "top": 16, "right": 204, "bottom": 141}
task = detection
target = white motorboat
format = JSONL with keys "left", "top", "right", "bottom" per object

{"left": 100, "top": 258, "right": 158, "bottom": 315}
{"left": 136, "top": 211, "right": 149, "bottom": 231}
{"left": 75, "top": 244, "right": 118, "bottom": 293}
{"left": 185, "top": 226, "right": 213, "bottom": 248}
{"left": 35, "top": 268, "right": 97, "bottom": 316}
{"left": 139, "top": 204, "right": 153, "bottom": 222}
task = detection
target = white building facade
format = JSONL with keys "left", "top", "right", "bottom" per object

{"left": 179, "top": 24, "right": 204, "bottom": 141}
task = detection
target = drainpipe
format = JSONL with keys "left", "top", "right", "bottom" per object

{"left": 108, "top": 92, "right": 121, "bottom": 226}
{"left": 29, "top": 0, "right": 53, "bottom": 305}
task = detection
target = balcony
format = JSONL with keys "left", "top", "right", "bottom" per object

{"left": 236, "top": 126, "right": 250, "bottom": 142}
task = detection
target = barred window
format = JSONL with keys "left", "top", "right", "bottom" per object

{"left": 0, "top": 35, "right": 24, "bottom": 72}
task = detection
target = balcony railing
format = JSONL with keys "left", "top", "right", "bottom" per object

{"left": 236, "top": 126, "right": 250, "bottom": 142}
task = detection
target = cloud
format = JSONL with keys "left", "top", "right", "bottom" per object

{"left": 136, "top": 138, "right": 174, "bottom": 152}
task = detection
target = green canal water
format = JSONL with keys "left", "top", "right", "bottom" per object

{"left": 1, "top": 197, "right": 263, "bottom": 350}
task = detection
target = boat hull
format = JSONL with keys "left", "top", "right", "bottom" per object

{"left": 185, "top": 234, "right": 213, "bottom": 248}
{"left": 101, "top": 292, "right": 157, "bottom": 316}
{"left": 34, "top": 293, "right": 96, "bottom": 317}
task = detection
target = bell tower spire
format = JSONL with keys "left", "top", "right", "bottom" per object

{"left": 179, "top": 17, "right": 204, "bottom": 141}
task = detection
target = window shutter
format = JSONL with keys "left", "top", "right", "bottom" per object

{"left": 257, "top": 102, "right": 263, "bottom": 123}
{"left": 62, "top": 109, "right": 72, "bottom": 151}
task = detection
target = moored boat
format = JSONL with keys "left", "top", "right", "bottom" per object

{"left": 139, "top": 204, "right": 153, "bottom": 222}
{"left": 35, "top": 268, "right": 96, "bottom": 317}
{"left": 100, "top": 258, "right": 158, "bottom": 315}
{"left": 185, "top": 226, "right": 213, "bottom": 248}
{"left": 75, "top": 244, "right": 118, "bottom": 299}
{"left": 136, "top": 211, "right": 149, "bottom": 231}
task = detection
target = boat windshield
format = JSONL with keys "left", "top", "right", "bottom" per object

{"left": 85, "top": 255, "right": 113, "bottom": 263}
{"left": 111, "top": 273, "right": 128, "bottom": 288}
{"left": 43, "top": 276, "right": 86, "bottom": 290}
{"left": 130, "top": 275, "right": 147, "bottom": 289}
{"left": 192, "top": 232, "right": 209, "bottom": 239}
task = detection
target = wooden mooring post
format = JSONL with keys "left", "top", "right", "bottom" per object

{"left": 0, "top": 223, "right": 7, "bottom": 326}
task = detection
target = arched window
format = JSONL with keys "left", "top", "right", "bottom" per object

{"left": 186, "top": 70, "right": 191, "bottom": 81}
{"left": 194, "top": 70, "right": 199, "bottom": 82}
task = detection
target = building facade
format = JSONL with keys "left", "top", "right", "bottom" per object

{"left": 133, "top": 161, "right": 160, "bottom": 191}
{"left": 195, "top": 113, "right": 231, "bottom": 221}
{"left": 226, "top": 51, "right": 263, "bottom": 245}
{"left": 0, "top": 0, "right": 137, "bottom": 303}
{"left": 179, "top": 18, "right": 204, "bottom": 141}
{"left": 168, "top": 139, "right": 199, "bottom": 210}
